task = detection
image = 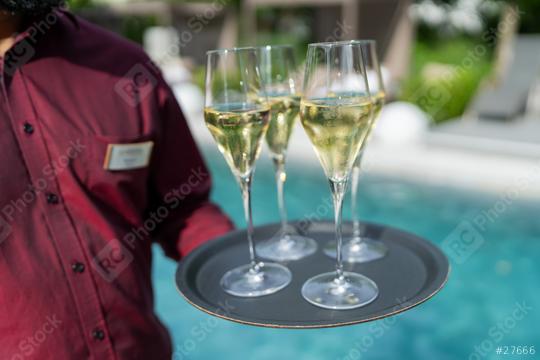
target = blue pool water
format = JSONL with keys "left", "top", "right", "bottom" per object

{"left": 152, "top": 147, "right": 540, "bottom": 360}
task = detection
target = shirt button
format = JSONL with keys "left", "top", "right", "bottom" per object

{"left": 71, "top": 262, "right": 85, "bottom": 273}
{"left": 46, "top": 193, "right": 59, "bottom": 204}
{"left": 92, "top": 329, "right": 105, "bottom": 341}
{"left": 23, "top": 123, "right": 34, "bottom": 134}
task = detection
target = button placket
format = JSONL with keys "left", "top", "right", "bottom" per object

{"left": 5, "top": 74, "right": 114, "bottom": 357}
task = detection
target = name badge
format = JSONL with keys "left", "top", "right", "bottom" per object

{"left": 103, "top": 141, "right": 154, "bottom": 171}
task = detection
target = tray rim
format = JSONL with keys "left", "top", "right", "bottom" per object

{"left": 175, "top": 221, "right": 451, "bottom": 329}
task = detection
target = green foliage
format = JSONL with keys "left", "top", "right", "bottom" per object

{"left": 192, "top": 65, "right": 206, "bottom": 90}
{"left": 121, "top": 15, "right": 158, "bottom": 44}
{"left": 252, "top": 33, "right": 308, "bottom": 65}
{"left": 66, "top": 0, "right": 94, "bottom": 10}
{"left": 169, "top": 0, "right": 241, "bottom": 4}
{"left": 400, "top": 38, "right": 494, "bottom": 123}
{"left": 243, "top": 7, "right": 313, "bottom": 59}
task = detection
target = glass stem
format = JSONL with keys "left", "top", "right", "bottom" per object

{"left": 330, "top": 179, "right": 348, "bottom": 280}
{"left": 351, "top": 152, "right": 364, "bottom": 241}
{"left": 273, "top": 156, "right": 289, "bottom": 238}
{"left": 239, "top": 174, "right": 259, "bottom": 271}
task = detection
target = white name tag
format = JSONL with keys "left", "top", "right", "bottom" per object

{"left": 103, "top": 141, "right": 154, "bottom": 171}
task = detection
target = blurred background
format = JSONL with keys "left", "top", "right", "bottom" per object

{"left": 69, "top": 0, "right": 539, "bottom": 359}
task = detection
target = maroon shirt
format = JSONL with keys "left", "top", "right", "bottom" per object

{"left": 0, "top": 10, "right": 233, "bottom": 359}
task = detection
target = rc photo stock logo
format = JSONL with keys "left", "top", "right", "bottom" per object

{"left": 442, "top": 220, "right": 485, "bottom": 265}
{"left": 114, "top": 63, "right": 158, "bottom": 107}
{"left": 4, "top": 39, "right": 36, "bottom": 76}
{"left": 92, "top": 238, "right": 134, "bottom": 282}
{"left": 410, "top": 80, "right": 452, "bottom": 120}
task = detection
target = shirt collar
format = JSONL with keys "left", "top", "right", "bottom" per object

{"left": 16, "top": 8, "right": 79, "bottom": 42}
{"left": 1, "top": 8, "right": 77, "bottom": 68}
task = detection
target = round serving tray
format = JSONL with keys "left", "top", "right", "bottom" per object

{"left": 175, "top": 221, "right": 449, "bottom": 329}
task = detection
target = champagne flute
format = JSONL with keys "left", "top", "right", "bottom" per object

{"left": 205, "top": 47, "right": 292, "bottom": 297}
{"left": 255, "top": 45, "right": 318, "bottom": 261}
{"left": 323, "top": 40, "right": 389, "bottom": 263}
{"left": 300, "top": 41, "right": 378, "bottom": 309}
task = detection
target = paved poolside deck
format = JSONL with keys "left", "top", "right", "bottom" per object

{"left": 429, "top": 116, "right": 540, "bottom": 157}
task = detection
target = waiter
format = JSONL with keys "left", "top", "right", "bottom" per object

{"left": 0, "top": 1, "right": 233, "bottom": 359}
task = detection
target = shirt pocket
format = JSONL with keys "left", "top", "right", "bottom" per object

{"left": 86, "top": 133, "right": 155, "bottom": 224}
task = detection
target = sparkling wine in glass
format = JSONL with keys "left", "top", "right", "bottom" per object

{"left": 255, "top": 45, "right": 317, "bottom": 261}
{"left": 205, "top": 47, "right": 292, "bottom": 297}
{"left": 300, "top": 41, "right": 378, "bottom": 309}
{"left": 323, "top": 40, "right": 389, "bottom": 263}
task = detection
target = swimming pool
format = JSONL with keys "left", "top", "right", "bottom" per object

{"left": 153, "top": 146, "right": 540, "bottom": 360}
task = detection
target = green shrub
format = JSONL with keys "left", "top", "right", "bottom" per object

{"left": 121, "top": 15, "right": 158, "bottom": 44}
{"left": 400, "top": 38, "right": 493, "bottom": 123}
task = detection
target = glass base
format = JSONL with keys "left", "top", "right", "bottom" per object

{"left": 302, "top": 271, "right": 378, "bottom": 310}
{"left": 256, "top": 234, "right": 318, "bottom": 261}
{"left": 220, "top": 262, "right": 292, "bottom": 297}
{"left": 323, "top": 237, "right": 388, "bottom": 263}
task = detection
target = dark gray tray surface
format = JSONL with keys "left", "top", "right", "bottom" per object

{"left": 175, "top": 221, "right": 449, "bottom": 329}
